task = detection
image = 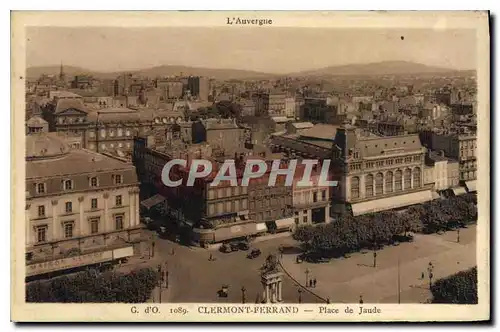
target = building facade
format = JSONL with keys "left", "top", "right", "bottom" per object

{"left": 421, "top": 128, "right": 477, "bottom": 183}
{"left": 25, "top": 133, "right": 142, "bottom": 278}
{"left": 187, "top": 76, "right": 209, "bottom": 101}
{"left": 292, "top": 166, "right": 331, "bottom": 227}
{"left": 332, "top": 125, "right": 435, "bottom": 216}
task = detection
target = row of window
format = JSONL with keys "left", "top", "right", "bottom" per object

{"left": 89, "top": 142, "right": 132, "bottom": 150}
{"left": 293, "top": 190, "right": 328, "bottom": 203}
{"left": 207, "top": 186, "right": 248, "bottom": 200}
{"left": 90, "top": 128, "right": 133, "bottom": 138}
{"left": 350, "top": 156, "right": 421, "bottom": 172}
{"left": 37, "top": 195, "right": 124, "bottom": 217}
{"left": 36, "top": 175, "right": 123, "bottom": 194}
{"left": 58, "top": 117, "right": 85, "bottom": 124}
{"left": 351, "top": 168, "right": 422, "bottom": 199}
{"left": 207, "top": 199, "right": 248, "bottom": 215}
{"left": 250, "top": 209, "right": 288, "bottom": 222}
{"left": 34, "top": 215, "right": 124, "bottom": 243}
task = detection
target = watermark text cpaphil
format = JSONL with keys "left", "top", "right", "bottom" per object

{"left": 161, "top": 159, "right": 338, "bottom": 188}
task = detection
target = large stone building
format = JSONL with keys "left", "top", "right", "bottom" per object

{"left": 424, "top": 150, "right": 460, "bottom": 192}
{"left": 331, "top": 125, "right": 435, "bottom": 216}
{"left": 419, "top": 127, "right": 477, "bottom": 187}
{"left": 292, "top": 165, "right": 331, "bottom": 227}
{"left": 247, "top": 161, "right": 294, "bottom": 233}
{"left": 40, "top": 92, "right": 187, "bottom": 155}
{"left": 300, "top": 97, "right": 342, "bottom": 124}
{"left": 187, "top": 76, "right": 209, "bottom": 101}
{"left": 191, "top": 118, "right": 246, "bottom": 154}
{"left": 25, "top": 133, "right": 142, "bottom": 279}
{"left": 132, "top": 137, "right": 257, "bottom": 246}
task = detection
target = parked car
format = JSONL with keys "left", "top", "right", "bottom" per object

{"left": 393, "top": 234, "right": 414, "bottom": 243}
{"left": 303, "top": 253, "right": 330, "bottom": 263}
{"left": 238, "top": 241, "right": 250, "bottom": 251}
{"left": 229, "top": 242, "right": 240, "bottom": 252}
{"left": 220, "top": 243, "right": 232, "bottom": 253}
{"left": 247, "top": 249, "right": 262, "bottom": 259}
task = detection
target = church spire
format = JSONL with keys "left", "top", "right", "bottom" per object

{"left": 59, "top": 61, "right": 65, "bottom": 81}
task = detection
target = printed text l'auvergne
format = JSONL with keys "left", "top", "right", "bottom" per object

{"left": 226, "top": 17, "right": 273, "bottom": 26}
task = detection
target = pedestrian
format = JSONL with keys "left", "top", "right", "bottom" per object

{"left": 171, "top": 248, "right": 175, "bottom": 255}
{"left": 326, "top": 298, "right": 330, "bottom": 304}
{"left": 359, "top": 295, "right": 364, "bottom": 304}
{"left": 313, "top": 278, "right": 317, "bottom": 288}
{"left": 421, "top": 272, "right": 425, "bottom": 280}
{"left": 309, "top": 279, "right": 313, "bottom": 288}
{"left": 209, "top": 253, "right": 213, "bottom": 261}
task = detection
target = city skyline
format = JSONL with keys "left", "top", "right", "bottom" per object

{"left": 26, "top": 27, "right": 477, "bottom": 74}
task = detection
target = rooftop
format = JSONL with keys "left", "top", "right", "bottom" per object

{"left": 50, "top": 91, "right": 83, "bottom": 99}
{"left": 27, "top": 144, "right": 135, "bottom": 179}
{"left": 299, "top": 124, "right": 339, "bottom": 141}
{"left": 54, "top": 98, "right": 88, "bottom": 114}
{"left": 26, "top": 115, "right": 48, "bottom": 126}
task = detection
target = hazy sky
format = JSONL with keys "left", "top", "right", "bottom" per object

{"left": 26, "top": 27, "right": 477, "bottom": 73}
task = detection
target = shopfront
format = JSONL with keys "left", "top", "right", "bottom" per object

{"left": 26, "top": 246, "right": 134, "bottom": 278}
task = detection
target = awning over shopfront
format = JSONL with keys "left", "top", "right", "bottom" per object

{"left": 256, "top": 223, "right": 268, "bottom": 233}
{"left": 451, "top": 187, "right": 467, "bottom": 196}
{"left": 275, "top": 217, "right": 296, "bottom": 230}
{"left": 465, "top": 180, "right": 477, "bottom": 193}
{"left": 351, "top": 190, "right": 434, "bottom": 217}
{"left": 140, "top": 194, "right": 166, "bottom": 209}
{"left": 213, "top": 223, "right": 259, "bottom": 242}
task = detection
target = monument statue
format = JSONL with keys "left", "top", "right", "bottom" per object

{"left": 260, "top": 254, "right": 284, "bottom": 303}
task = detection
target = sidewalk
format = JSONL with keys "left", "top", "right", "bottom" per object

{"left": 280, "top": 226, "right": 477, "bottom": 303}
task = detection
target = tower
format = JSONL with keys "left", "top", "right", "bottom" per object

{"left": 59, "top": 62, "right": 66, "bottom": 83}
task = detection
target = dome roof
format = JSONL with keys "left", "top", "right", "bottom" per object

{"left": 26, "top": 133, "right": 69, "bottom": 159}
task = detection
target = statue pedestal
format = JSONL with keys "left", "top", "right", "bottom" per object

{"left": 261, "top": 272, "right": 284, "bottom": 303}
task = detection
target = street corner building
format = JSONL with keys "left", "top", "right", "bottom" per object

{"left": 25, "top": 132, "right": 144, "bottom": 279}
{"left": 331, "top": 124, "right": 436, "bottom": 216}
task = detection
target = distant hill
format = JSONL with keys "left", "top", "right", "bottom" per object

{"left": 287, "top": 61, "right": 471, "bottom": 77}
{"left": 26, "top": 65, "right": 277, "bottom": 81}
{"left": 26, "top": 61, "right": 473, "bottom": 81}
{"left": 26, "top": 66, "right": 112, "bottom": 80}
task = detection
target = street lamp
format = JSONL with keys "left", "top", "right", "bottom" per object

{"left": 241, "top": 286, "right": 246, "bottom": 304}
{"left": 427, "top": 262, "right": 434, "bottom": 290}
{"left": 298, "top": 288, "right": 303, "bottom": 304}
{"left": 158, "top": 265, "right": 164, "bottom": 303}
{"left": 457, "top": 228, "right": 461, "bottom": 243}
{"left": 305, "top": 268, "right": 310, "bottom": 287}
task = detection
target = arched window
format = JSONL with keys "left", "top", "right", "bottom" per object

{"left": 395, "top": 170, "right": 403, "bottom": 191}
{"left": 351, "top": 176, "right": 360, "bottom": 199}
{"left": 375, "top": 173, "right": 383, "bottom": 195}
{"left": 413, "top": 167, "right": 421, "bottom": 187}
{"left": 90, "top": 177, "right": 98, "bottom": 187}
{"left": 404, "top": 168, "right": 412, "bottom": 189}
{"left": 365, "top": 174, "right": 374, "bottom": 197}
{"left": 385, "top": 171, "right": 393, "bottom": 193}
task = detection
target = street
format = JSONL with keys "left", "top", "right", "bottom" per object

{"left": 142, "top": 225, "right": 476, "bottom": 304}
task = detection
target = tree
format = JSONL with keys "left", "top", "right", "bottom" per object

{"left": 26, "top": 268, "right": 159, "bottom": 303}
{"left": 431, "top": 267, "right": 478, "bottom": 304}
{"left": 214, "top": 101, "right": 242, "bottom": 119}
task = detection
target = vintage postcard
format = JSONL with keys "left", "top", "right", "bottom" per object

{"left": 11, "top": 11, "right": 490, "bottom": 322}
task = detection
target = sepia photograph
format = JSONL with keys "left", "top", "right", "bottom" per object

{"left": 11, "top": 11, "right": 490, "bottom": 322}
